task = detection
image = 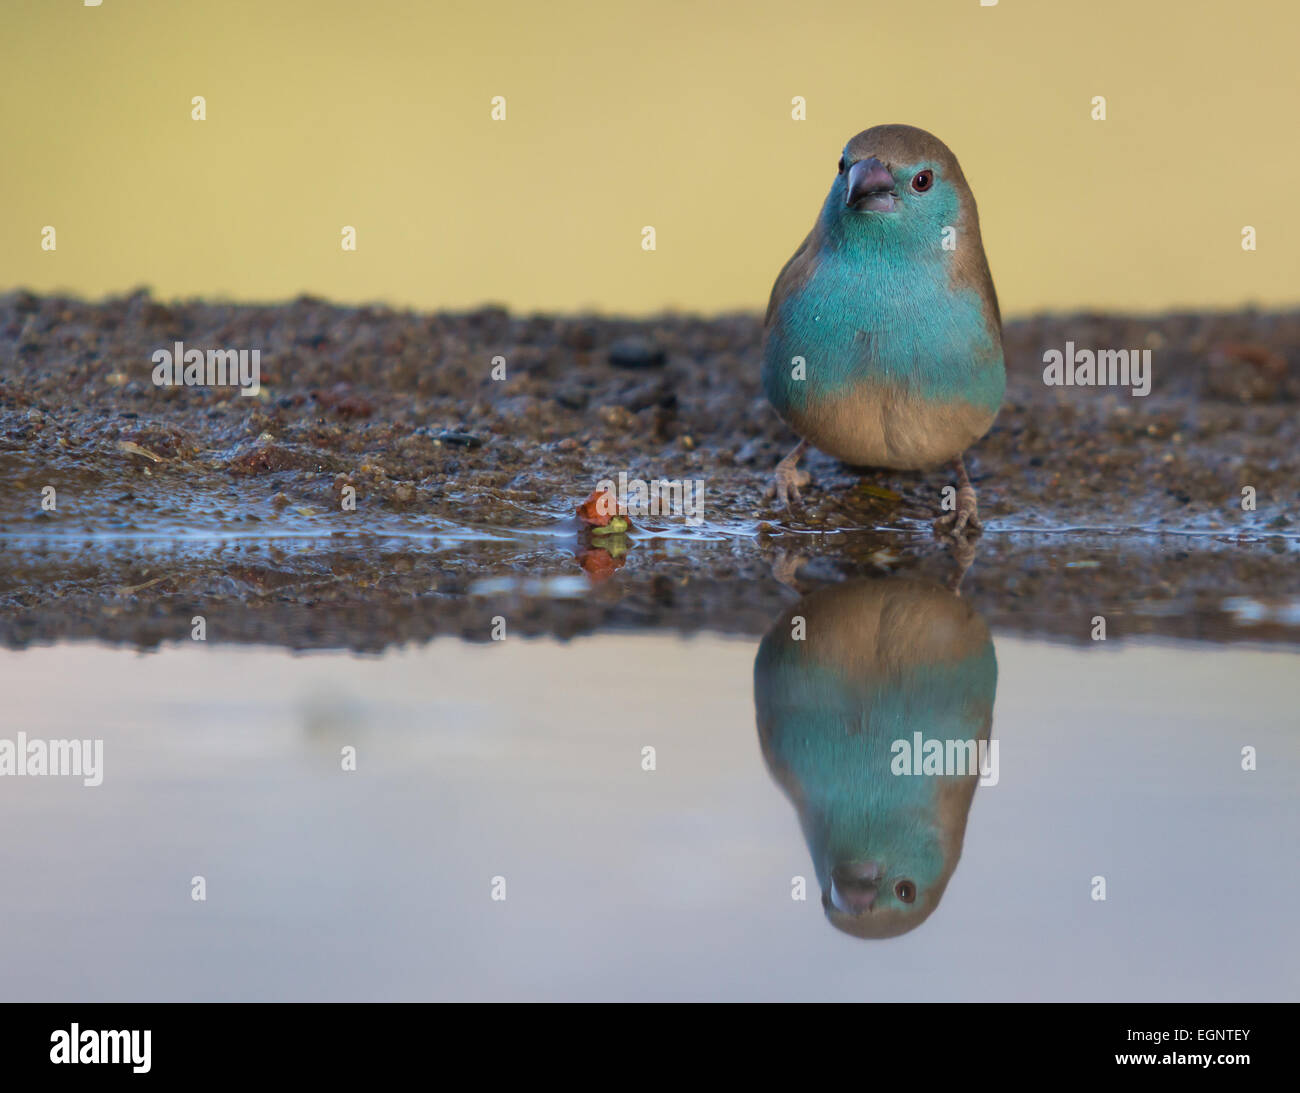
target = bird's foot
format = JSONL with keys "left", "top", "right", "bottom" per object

{"left": 944, "top": 534, "right": 978, "bottom": 595}
{"left": 770, "top": 465, "right": 811, "bottom": 508}
{"left": 932, "top": 484, "right": 982, "bottom": 539}
{"left": 767, "top": 440, "right": 811, "bottom": 509}
{"left": 770, "top": 549, "right": 808, "bottom": 592}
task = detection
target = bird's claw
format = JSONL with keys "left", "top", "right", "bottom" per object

{"left": 768, "top": 465, "right": 811, "bottom": 509}
{"left": 933, "top": 482, "right": 982, "bottom": 540}
{"left": 934, "top": 508, "right": 983, "bottom": 538}
{"left": 771, "top": 549, "right": 808, "bottom": 591}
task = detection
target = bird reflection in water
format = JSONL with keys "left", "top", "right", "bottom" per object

{"left": 753, "top": 548, "right": 997, "bottom": 938}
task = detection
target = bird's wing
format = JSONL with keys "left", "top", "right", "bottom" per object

{"left": 764, "top": 225, "right": 821, "bottom": 329}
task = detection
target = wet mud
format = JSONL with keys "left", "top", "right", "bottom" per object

{"left": 2, "top": 290, "right": 1297, "bottom": 650}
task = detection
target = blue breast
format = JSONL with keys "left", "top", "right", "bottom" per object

{"left": 762, "top": 246, "right": 1004, "bottom": 419}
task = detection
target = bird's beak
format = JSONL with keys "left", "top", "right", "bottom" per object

{"left": 845, "top": 157, "right": 897, "bottom": 212}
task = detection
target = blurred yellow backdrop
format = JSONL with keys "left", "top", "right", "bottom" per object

{"left": 2, "top": 0, "right": 1296, "bottom": 316}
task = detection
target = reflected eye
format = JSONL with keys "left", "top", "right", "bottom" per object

{"left": 895, "top": 880, "right": 917, "bottom": 903}
{"left": 910, "top": 170, "right": 934, "bottom": 193}
{"left": 837, "top": 156, "right": 847, "bottom": 175}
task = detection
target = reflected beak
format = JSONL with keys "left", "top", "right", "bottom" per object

{"left": 845, "top": 157, "right": 897, "bottom": 212}
{"left": 829, "top": 861, "right": 882, "bottom": 913}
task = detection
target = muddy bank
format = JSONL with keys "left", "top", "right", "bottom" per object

{"left": 1, "top": 290, "right": 1297, "bottom": 650}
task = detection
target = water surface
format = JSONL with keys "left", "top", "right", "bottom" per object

{"left": 2, "top": 591, "right": 1294, "bottom": 1001}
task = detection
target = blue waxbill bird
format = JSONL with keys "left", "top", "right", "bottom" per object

{"left": 753, "top": 576, "right": 997, "bottom": 938}
{"left": 762, "top": 124, "right": 1004, "bottom": 535}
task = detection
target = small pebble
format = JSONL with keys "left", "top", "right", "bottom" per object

{"left": 608, "top": 337, "right": 666, "bottom": 370}
{"left": 435, "top": 429, "right": 484, "bottom": 448}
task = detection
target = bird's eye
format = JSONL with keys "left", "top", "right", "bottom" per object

{"left": 895, "top": 880, "right": 917, "bottom": 904}
{"left": 910, "top": 170, "right": 934, "bottom": 193}
{"left": 837, "top": 156, "right": 847, "bottom": 175}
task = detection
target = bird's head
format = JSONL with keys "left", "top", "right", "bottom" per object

{"left": 824, "top": 124, "right": 974, "bottom": 250}
{"left": 820, "top": 836, "right": 950, "bottom": 940}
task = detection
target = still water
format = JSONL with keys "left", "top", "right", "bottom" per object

{"left": 0, "top": 576, "right": 1296, "bottom": 1001}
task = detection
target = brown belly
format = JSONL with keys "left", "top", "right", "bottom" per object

{"left": 784, "top": 384, "right": 998, "bottom": 470}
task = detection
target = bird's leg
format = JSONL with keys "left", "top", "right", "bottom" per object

{"left": 768, "top": 439, "right": 811, "bottom": 508}
{"left": 933, "top": 454, "right": 982, "bottom": 538}
{"left": 945, "top": 533, "right": 977, "bottom": 595}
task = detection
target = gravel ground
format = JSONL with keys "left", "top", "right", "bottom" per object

{"left": 2, "top": 289, "right": 1297, "bottom": 649}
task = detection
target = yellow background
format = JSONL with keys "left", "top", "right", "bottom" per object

{"left": 2, "top": 0, "right": 1296, "bottom": 316}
